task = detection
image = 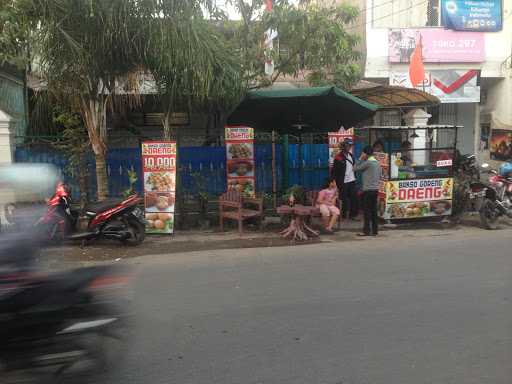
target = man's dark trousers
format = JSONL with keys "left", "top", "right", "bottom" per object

{"left": 341, "top": 181, "right": 358, "bottom": 219}
{"left": 362, "top": 190, "right": 378, "bottom": 235}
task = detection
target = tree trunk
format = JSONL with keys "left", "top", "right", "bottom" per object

{"left": 95, "top": 152, "right": 109, "bottom": 201}
{"left": 80, "top": 95, "right": 109, "bottom": 201}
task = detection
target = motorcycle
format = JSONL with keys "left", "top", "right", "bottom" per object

{"left": 0, "top": 231, "right": 132, "bottom": 382}
{"left": 451, "top": 153, "right": 488, "bottom": 222}
{"left": 36, "top": 182, "right": 146, "bottom": 246}
{"left": 479, "top": 166, "right": 512, "bottom": 229}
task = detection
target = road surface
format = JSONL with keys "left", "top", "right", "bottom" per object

{"left": 92, "top": 229, "right": 512, "bottom": 384}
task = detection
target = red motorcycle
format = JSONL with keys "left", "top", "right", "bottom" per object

{"left": 36, "top": 182, "right": 146, "bottom": 245}
{"left": 479, "top": 167, "right": 512, "bottom": 229}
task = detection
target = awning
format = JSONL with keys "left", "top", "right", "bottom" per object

{"left": 227, "top": 86, "right": 378, "bottom": 133}
{"left": 350, "top": 81, "right": 440, "bottom": 108}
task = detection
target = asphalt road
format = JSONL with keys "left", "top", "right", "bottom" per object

{"left": 92, "top": 229, "right": 511, "bottom": 384}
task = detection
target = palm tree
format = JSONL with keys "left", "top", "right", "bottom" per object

{"left": 27, "top": 0, "right": 243, "bottom": 199}
{"left": 142, "top": 0, "right": 244, "bottom": 139}
{"left": 28, "top": 0, "right": 145, "bottom": 200}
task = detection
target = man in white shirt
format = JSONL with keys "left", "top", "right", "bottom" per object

{"left": 331, "top": 138, "right": 359, "bottom": 220}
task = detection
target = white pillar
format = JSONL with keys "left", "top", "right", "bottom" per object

{"left": 0, "top": 109, "right": 15, "bottom": 229}
{"left": 403, "top": 108, "right": 431, "bottom": 166}
{"left": 0, "top": 109, "right": 14, "bottom": 164}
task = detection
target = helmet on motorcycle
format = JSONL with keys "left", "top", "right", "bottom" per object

{"left": 499, "top": 162, "right": 512, "bottom": 177}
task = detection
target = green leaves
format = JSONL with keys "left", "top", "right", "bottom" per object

{"left": 143, "top": 1, "right": 244, "bottom": 118}
{"left": 227, "top": 0, "right": 362, "bottom": 89}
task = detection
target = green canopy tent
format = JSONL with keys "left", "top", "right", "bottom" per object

{"left": 226, "top": 86, "right": 378, "bottom": 202}
{"left": 227, "top": 86, "right": 378, "bottom": 133}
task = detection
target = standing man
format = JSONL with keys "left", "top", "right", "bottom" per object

{"left": 332, "top": 138, "right": 358, "bottom": 220}
{"left": 353, "top": 145, "right": 381, "bottom": 236}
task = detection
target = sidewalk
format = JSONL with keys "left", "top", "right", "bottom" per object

{"left": 39, "top": 214, "right": 508, "bottom": 266}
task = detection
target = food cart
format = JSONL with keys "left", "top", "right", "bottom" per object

{"left": 364, "top": 125, "right": 459, "bottom": 221}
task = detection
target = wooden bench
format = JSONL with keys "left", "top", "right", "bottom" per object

{"left": 219, "top": 191, "right": 264, "bottom": 235}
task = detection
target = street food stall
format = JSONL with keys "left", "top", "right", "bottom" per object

{"left": 365, "top": 125, "right": 459, "bottom": 221}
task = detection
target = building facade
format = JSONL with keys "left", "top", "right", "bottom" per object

{"left": 362, "top": 0, "right": 512, "bottom": 160}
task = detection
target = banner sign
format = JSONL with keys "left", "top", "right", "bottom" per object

{"left": 441, "top": 0, "right": 503, "bottom": 32}
{"left": 374, "top": 152, "right": 390, "bottom": 195}
{"left": 225, "top": 126, "right": 256, "bottom": 196}
{"left": 390, "top": 69, "right": 480, "bottom": 103}
{"left": 142, "top": 141, "right": 177, "bottom": 234}
{"left": 382, "top": 178, "right": 453, "bottom": 219}
{"left": 388, "top": 28, "right": 485, "bottom": 63}
{"left": 328, "top": 129, "right": 355, "bottom": 168}
{"left": 490, "top": 129, "right": 512, "bottom": 161}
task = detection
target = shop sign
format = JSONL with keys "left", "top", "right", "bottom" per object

{"left": 225, "top": 126, "right": 256, "bottom": 196}
{"left": 328, "top": 128, "right": 354, "bottom": 168}
{"left": 389, "top": 69, "right": 480, "bottom": 103}
{"left": 141, "top": 141, "right": 177, "bottom": 234}
{"left": 441, "top": 0, "right": 502, "bottom": 32}
{"left": 490, "top": 129, "right": 512, "bottom": 161}
{"left": 436, "top": 159, "right": 453, "bottom": 167}
{"left": 388, "top": 28, "right": 485, "bottom": 63}
{"left": 383, "top": 178, "right": 453, "bottom": 219}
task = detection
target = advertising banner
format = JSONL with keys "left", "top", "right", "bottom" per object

{"left": 490, "top": 129, "right": 512, "bottom": 161}
{"left": 388, "top": 28, "right": 485, "bottom": 63}
{"left": 383, "top": 178, "right": 454, "bottom": 219}
{"left": 441, "top": 0, "right": 503, "bottom": 32}
{"left": 328, "top": 129, "right": 355, "bottom": 168}
{"left": 389, "top": 69, "right": 480, "bottom": 103}
{"left": 225, "top": 126, "right": 256, "bottom": 196}
{"left": 141, "top": 141, "right": 177, "bottom": 234}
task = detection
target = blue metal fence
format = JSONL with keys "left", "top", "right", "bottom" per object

{"left": 15, "top": 144, "right": 333, "bottom": 199}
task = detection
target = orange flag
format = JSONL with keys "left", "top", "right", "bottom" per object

{"left": 409, "top": 37, "right": 425, "bottom": 88}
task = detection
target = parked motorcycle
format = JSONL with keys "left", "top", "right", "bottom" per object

{"left": 0, "top": 231, "right": 132, "bottom": 382}
{"left": 479, "top": 166, "right": 512, "bottom": 229}
{"left": 451, "top": 153, "right": 488, "bottom": 222}
{"left": 36, "top": 182, "right": 146, "bottom": 246}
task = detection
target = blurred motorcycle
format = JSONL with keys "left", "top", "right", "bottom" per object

{"left": 0, "top": 231, "right": 133, "bottom": 383}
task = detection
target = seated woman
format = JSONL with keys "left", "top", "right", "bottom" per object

{"left": 316, "top": 177, "right": 340, "bottom": 234}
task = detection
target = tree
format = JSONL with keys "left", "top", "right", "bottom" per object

{"left": 226, "top": 0, "right": 362, "bottom": 89}
{"left": 0, "top": 0, "right": 32, "bottom": 67}
{"left": 142, "top": 0, "right": 244, "bottom": 140}
{"left": 52, "top": 107, "right": 90, "bottom": 209}
{"left": 26, "top": 0, "right": 146, "bottom": 200}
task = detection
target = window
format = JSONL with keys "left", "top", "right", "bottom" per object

{"left": 372, "top": 0, "right": 440, "bottom": 28}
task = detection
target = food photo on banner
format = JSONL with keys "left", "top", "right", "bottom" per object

{"left": 490, "top": 130, "right": 512, "bottom": 161}
{"left": 441, "top": 0, "right": 503, "bottom": 32}
{"left": 141, "top": 141, "right": 177, "bottom": 234}
{"left": 225, "top": 126, "right": 256, "bottom": 196}
{"left": 382, "top": 178, "right": 453, "bottom": 219}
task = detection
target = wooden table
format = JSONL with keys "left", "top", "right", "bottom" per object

{"left": 277, "top": 204, "right": 320, "bottom": 241}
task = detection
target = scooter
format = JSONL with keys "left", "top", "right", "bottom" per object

{"left": 0, "top": 231, "right": 132, "bottom": 381}
{"left": 36, "top": 182, "right": 146, "bottom": 246}
{"left": 479, "top": 166, "right": 512, "bottom": 229}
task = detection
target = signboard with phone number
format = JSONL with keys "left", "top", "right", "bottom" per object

{"left": 141, "top": 141, "right": 177, "bottom": 234}
{"left": 441, "top": 0, "right": 502, "bottom": 32}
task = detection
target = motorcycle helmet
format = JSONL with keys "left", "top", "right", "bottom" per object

{"left": 499, "top": 162, "right": 512, "bottom": 177}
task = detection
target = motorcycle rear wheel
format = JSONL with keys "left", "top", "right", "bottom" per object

{"left": 479, "top": 199, "right": 500, "bottom": 230}
{"left": 122, "top": 219, "right": 145, "bottom": 246}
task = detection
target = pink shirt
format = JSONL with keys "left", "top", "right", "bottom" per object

{"left": 317, "top": 187, "right": 337, "bottom": 206}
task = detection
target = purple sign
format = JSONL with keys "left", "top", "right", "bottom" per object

{"left": 389, "top": 28, "right": 485, "bottom": 63}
